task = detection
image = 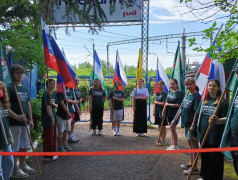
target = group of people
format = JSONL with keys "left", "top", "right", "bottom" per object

{"left": 1, "top": 64, "right": 238, "bottom": 180}
{"left": 153, "top": 73, "right": 238, "bottom": 180}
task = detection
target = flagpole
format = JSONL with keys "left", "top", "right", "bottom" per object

{"left": 187, "top": 89, "right": 226, "bottom": 180}
{"left": 89, "top": 50, "right": 95, "bottom": 131}
{"left": 153, "top": 58, "right": 158, "bottom": 119}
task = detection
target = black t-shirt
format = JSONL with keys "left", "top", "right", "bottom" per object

{"left": 181, "top": 92, "right": 201, "bottom": 128}
{"left": 197, "top": 98, "right": 228, "bottom": 147}
{"left": 89, "top": 88, "right": 105, "bottom": 109}
{"left": 155, "top": 92, "right": 167, "bottom": 118}
{"left": 71, "top": 88, "right": 82, "bottom": 109}
{"left": 56, "top": 92, "right": 68, "bottom": 120}
{"left": 108, "top": 90, "right": 124, "bottom": 110}
{"left": 7, "top": 83, "right": 30, "bottom": 126}
{"left": 166, "top": 91, "right": 184, "bottom": 119}
{"left": 66, "top": 89, "right": 75, "bottom": 114}
{"left": 41, "top": 91, "right": 58, "bottom": 127}
{"left": 0, "top": 107, "right": 10, "bottom": 150}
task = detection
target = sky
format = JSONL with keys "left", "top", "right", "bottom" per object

{"left": 54, "top": 0, "right": 227, "bottom": 75}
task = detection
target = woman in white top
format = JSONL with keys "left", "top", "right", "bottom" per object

{"left": 132, "top": 79, "right": 149, "bottom": 136}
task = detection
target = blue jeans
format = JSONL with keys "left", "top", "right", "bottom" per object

{"left": 0, "top": 145, "right": 14, "bottom": 180}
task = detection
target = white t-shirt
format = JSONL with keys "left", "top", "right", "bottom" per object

{"left": 131, "top": 87, "right": 149, "bottom": 97}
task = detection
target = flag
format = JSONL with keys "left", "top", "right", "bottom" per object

{"left": 171, "top": 42, "right": 185, "bottom": 94}
{"left": 196, "top": 24, "right": 225, "bottom": 98}
{"left": 41, "top": 19, "right": 76, "bottom": 88}
{"left": 90, "top": 50, "right": 107, "bottom": 95}
{"left": 153, "top": 58, "right": 169, "bottom": 94}
{"left": 113, "top": 50, "right": 128, "bottom": 90}
{"left": 0, "top": 34, "right": 12, "bottom": 84}
{"left": 196, "top": 55, "right": 225, "bottom": 100}
{"left": 136, "top": 49, "right": 143, "bottom": 85}
{"left": 220, "top": 58, "right": 238, "bottom": 161}
{"left": 56, "top": 74, "right": 66, "bottom": 93}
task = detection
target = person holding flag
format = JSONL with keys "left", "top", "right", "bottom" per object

{"left": 68, "top": 76, "right": 82, "bottom": 143}
{"left": 228, "top": 65, "right": 238, "bottom": 176}
{"left": 163, "top": 79, "right": 184, "bottom": 150}
{"left": 154, "top": 80, "right": 167, "bottom": 146}
{"left": 153, "top": 57, "right": 169, "bottom": 146}
{"left": 56, "top": 76, "right": 74, "bottom": 152}
{"left": 109, "top": 50, "right": 127, "bottom": 136}
{"left": 171, "top": 77, "right": 201, "bottom": 174}
{"left": 41, "top": 79, "right": 58, "bottom": 161}
{"left": 195, "top": 79, "right": 228, "bottom": 180}
{"left": 0, "top": 81, "right": 14, "bottom": 180}
{"left": 220, "top": 63, "right": 238, "bottom": 176}
{"left": 109, "top": 81, "right": 125, "bottom": 136}
{"left": 89, "top": 79, "right": 106, "bottom": 135}
{"left": 7, "top": 64, "right": 35, "bottom": 178}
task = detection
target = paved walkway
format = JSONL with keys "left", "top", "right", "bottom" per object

{"left": 24, "top": 122, "right": 203, "bottom": 180}
{"left": 21, "top": 106, "right": 235, "bottom": 180}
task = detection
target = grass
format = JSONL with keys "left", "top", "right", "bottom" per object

{"left": 224, "top": 159, "right": 237, "bottom": 179}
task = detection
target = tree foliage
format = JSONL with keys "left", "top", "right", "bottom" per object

{"left": 180, "top": 0, "right": 238, "bottom": 62}
{"left": 0, "top": 0, "right": 132, "bottom": 75}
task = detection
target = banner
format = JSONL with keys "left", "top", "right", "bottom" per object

{"left": 52, "top": 0, "right": 142, "bottom": 24}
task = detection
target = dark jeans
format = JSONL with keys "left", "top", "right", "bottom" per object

{"left": 91, "top": 108, "right": 104, "bottom": 130}
{"left": 231, "top": 135, "right": 238, "bottom": 176}
{"left": 200, "top": 143, "right": 224, "bottom": 180}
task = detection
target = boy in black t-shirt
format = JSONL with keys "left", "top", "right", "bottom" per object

{"left": 56, "top": 86, "right": 79, "bottom": 152}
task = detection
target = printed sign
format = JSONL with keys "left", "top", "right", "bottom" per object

{"left": 53, "top": 0, "right": 142, "bottom": 24}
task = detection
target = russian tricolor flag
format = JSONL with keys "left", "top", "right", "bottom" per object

{"left": 113, "top": 50, "right": 128, "bottom": 90}
{"left": 153, "top": 58, "right": 169, "bottom": 94}
{"left": 41, "top": 19, "right": 76, "bottom": 88}
{"left": 56, "top": 74, "right": 66, "bottom": 93}
{"left": 196, "top": 53, "right": 225, "bottom": 99}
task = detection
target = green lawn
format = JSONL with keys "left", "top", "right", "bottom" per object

{"left": 224, "top": 160, "right": 237, "bottom": 179}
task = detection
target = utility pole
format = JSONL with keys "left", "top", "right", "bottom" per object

{"left": 107, "top": 45, "right": 109, "bottom": 76}
{"left": 92, "top": 39, "right": 95, "bottom": 87}
{"left": 181, "top": 28, "right": 186, "bottom": 72}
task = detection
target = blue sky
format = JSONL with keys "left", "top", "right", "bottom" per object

{"left": 54, "top": 0, "right": 226, "bottom": 74}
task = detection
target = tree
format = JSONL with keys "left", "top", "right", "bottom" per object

{"left": 180, "top": 0, "right": 238, "bottom": 63}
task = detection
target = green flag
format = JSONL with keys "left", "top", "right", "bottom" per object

{"left": 0, "top": 34, "right": 12, "bottom": 84}
{"left": 220, "top": 58, "right": 238, "bottom": 160}
{"left": 171, "top": 41, "right": 185, "bottom": 94}
{"left": 90, "top": 50, "right": 107, "bottom": 95}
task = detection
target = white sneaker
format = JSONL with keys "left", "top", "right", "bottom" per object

{"left": 98, "top": 130, "right": 102, "bottom": 135}
{"left": 116, "top": 131, "right": 120, "bottom": 136}
{"left": 43, "top": 155, "right": 58, "bottom": 162}
{"left": 171, "top": 146, "right": 179, "bottom": 150}
{"left": 113, "top": 131, "right": 117, "bottom": 136}
{"left": 22, "top": 164, "right": 36, "bottom": 174}
{"left": 91, "top": 130, "right": 96, "bottom": 135}
{"left": 11, "top": 168, "right": 29, "bottom": 179}
{"left": 198, "top": 178, "right": 204, "bottom": 180}
{"left": 183, "top": 167, "right": 199, "bottom": 175}
{"left": 166, "top": 145, "right": 174, "bottom": 150}
{"left": 136, "top": 133, "right": 140, "bottom": 137}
